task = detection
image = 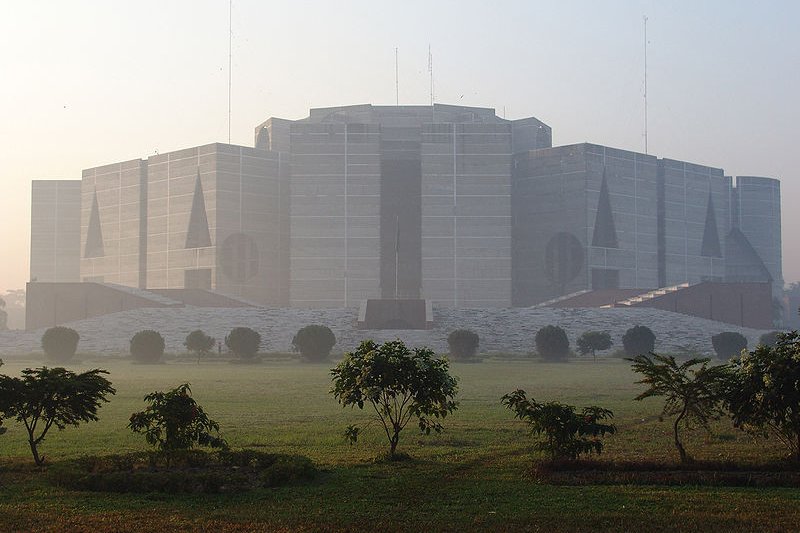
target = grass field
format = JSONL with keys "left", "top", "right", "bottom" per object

{"left": 1, "top": 356, "right": 799, "bottom": 532}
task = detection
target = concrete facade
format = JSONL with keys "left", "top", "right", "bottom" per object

{"left": 288, "top": 120, "right": 381, "bottom": 307}
{"left": 30, "top": 102, "right": 781, "bottom": 313}
{"left": 659, "top": 159, "right": 729, "bottom": 287}
{"left": 77, "top": 144, "right": 288, "bottom": 305}
{"left": 512, "top": 143, "right": 777, "bottom": 307}
{"left": 420, "top": 122, "right": 513, "bottom": 307}
{"left": 80, "top": 159, "right": 147, "bottom": 287}
{"left": 734, "top": 176, "right": 782, "bottom": 296}
{"left": 513, "top": 144, "right": 660, "bottom": 305}
{"left": 30, "top": 180, "right": 81, "bottom": 282}
{"left": 281, "top": 104, "right": 541, "bottom": 308}
{"left": 145, "top": 143, "right": 289, "bottom": 304}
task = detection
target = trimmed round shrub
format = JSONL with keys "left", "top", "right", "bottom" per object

{"left": 292, "top": 325, "right": 336, "bottom": 362}
{"left": 447, "top": 329, "right": 480, "bottom": 361}
{"left": 622, "top": 325, "right": 656, "bottom": 357}
{"left": 184, "top": 330, "right": 216, "bottom": 362}
{"left": 225, "top": 327, "right": 261, "bottom": 360}
{"left": 130, "top": 330, "right": 165, "bottom": 363}
{"left": 41, "top": 326, "right": 80, "bottom": 363}
{"left": 711, "top": 331, "right": 748, "bottom": 360}
{"left": 758, "top": 331, "right": 782, "bottom": 348}
{"left": 535, "top": 325, "right": 569, "bottom": 361}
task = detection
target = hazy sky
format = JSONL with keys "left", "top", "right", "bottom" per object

{"left": 1, "top": 0, "right": 797, "bottom": 293}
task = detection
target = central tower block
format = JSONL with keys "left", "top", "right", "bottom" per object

{"left": 257, "top": 104, "right": 551, "bottom": 308}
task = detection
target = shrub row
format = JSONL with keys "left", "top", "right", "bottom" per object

{"left": 532, "top": 325, "right": 655, "bottom": 361}
{"left": 48, "top": 450, "right": 317, "bottom": 494}
{"left": 37, "top": 324, "right": 786, "bottom": 364}
{"left": 36, "top": 325, "right": 340, "bottom": 364}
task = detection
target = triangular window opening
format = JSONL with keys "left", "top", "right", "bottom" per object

{"left": 84, "top": 190, "right": 104, "bottom": 258}
{"left": 591, "top": 168, "right": 618, "bottom": 248}
{"left": 700, "top": 192, "right": 722, "bottom": 258}
{"left": 185, "top": 171, "right": 212, "bottom": 249}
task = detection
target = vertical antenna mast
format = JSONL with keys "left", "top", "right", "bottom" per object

{"left": 228, "top": 0, "right": 232, "bottom": 144}
{"left": 428, "top": 45, "right": 434, "bottom": 105}
{"left": 643, "top": 15, "right": 648, "bottom": 154}
{"left": 395, "top": 47, "right": 399, "bottom": 105}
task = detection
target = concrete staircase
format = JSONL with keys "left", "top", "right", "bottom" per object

{"left": 613, "top": 283, "right": 691, "bottom": 307}
{"left": 102, "top": 283, "right": 183, "bottom": 306}
{"left": 529, "top": 290, "right": 592, "bottom": 309}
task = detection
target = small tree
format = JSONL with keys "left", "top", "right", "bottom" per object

{"left": 622, "top": 325, "right": 656, "bottom": 356}
{"left": 502, "top": 389, "right": 616, "bottom": 461}
{"left": 41, "top": 326, "right": 80, "bottom": 363}
{"left": 130, "top": 330, "right": 165, "bottom": 363}
{"left": 184, "top": 330, "right": 215, "bottom": 364}
{"left": 330, "top": 339, "right": 458, "bottom": 459}
{"left": 128, "top": 383, "right": 227, "bottom": 460}
{"left": 225, "top": 327, "right": 261, "bottom": 361}
{"left": 0, "top": 367, "right": 115, "bottom": 465}
{"left": 447, "top": 329, "right": 480, "bottom": 361}
{"left": 711, "top": 332, "right": 747, "bottom": 360}
{"left": 758, "top": 331, "right": 782, "bottom": 348}
{"left": 726, "top": 332, "right": 800, "bottom": 460}
{"left": 535, "top": 325, "right": 569, "bottom": 361}
{"left": 629, "top": 354, "right": 729, "bottom": 463}
{"left": 576, "top": 331, "right": 612, "bottom": 362}
{"left": 292, "top": 325, "right": 336, "bottom": 362}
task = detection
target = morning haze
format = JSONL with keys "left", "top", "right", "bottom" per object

{"left": 1, "top": 3, "right": 800, "bottom": 531}
{"left": 0, "top": 0, "right": 797, "bottom": 292}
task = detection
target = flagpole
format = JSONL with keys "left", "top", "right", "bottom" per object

{"left": 395, "top": 215, "right": 399, "bottom": 299}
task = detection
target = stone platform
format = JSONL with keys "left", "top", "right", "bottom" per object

{"left": 0, "top": 306, "right": 772, "bottom": 358}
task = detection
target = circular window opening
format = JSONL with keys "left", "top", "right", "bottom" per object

{"left": 544, "top": 232, "right": 584, "bottom": 288}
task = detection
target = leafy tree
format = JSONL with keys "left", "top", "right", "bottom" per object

{"left": 726, "top": 332, "right": 800, "bottom": 460}
{"left": 502, "top": 389, "right": 616, "bottom": 461}
{"left": 225, "top": 327, "right": 261, "bottom": 361}
{"left": 622, "top": 325, "right": 656, "bottom": 356}
{"left": 758, "top": 331, "right": 782, "bottom": 348}
{"left": 128, "top": 383, "right": 227, "bottom": 460}
{"left": 576, "top": 331, "right": 612, "bottom": 362}
{"left": 41, "top": 326, "right": 80, "bottom": 363}
{"left": 0, "top": 367, "right": 115, "bottom": 465}
{"left": 330, "top": 339, "right": 459, "bottom": 459}
{"left": 130, "top": 330, "right": 165, "bottom": 363}
{"left": 535, "top": 325, "right": 569, "bottom": 361}
{"left": 447, "top": 329, "right": 480, "bottom": 361}
{"left": 292, "top": 325, "right": 336, "bottom": 362}
{"left": 629, "top": 354, "right": 729, "bottom": 463}
{"left": 184, "top": 330, "right": 215, "bottom": 364}
{"left": 711, "top": 332, "right": 747, "bottom": 360}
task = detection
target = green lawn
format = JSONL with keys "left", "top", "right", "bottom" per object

{"left": 1, "top": 357, "right": 798, "bottom": 532}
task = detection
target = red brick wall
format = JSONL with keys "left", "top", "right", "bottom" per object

{"left": 635, "top": 282, "right": 772, "bottom": 329}
{"left": 25, "top": 282, "right": 180, "bottom": 331}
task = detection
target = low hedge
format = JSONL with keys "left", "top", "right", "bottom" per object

{"left": 48, "top": 449, "right": 317, "bottom": 494}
